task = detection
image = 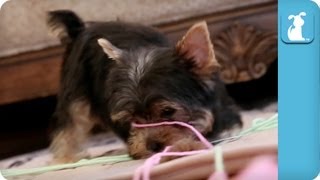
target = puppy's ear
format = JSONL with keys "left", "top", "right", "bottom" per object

{"left": 176, "top": 21, "right": 220, "bottom": 77}
{"left": 97, "top": 38, "right": 123, "bottom": 61}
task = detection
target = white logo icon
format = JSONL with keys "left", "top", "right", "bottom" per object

{"left": 287, "top": 12, "right": 307, "bottom": 41}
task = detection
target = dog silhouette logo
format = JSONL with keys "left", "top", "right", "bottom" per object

{"left": 281, "top": 10, "right": 314, "bottom": 44}
{"left": 287, "top": 12, "right": 307, "bottom": 41}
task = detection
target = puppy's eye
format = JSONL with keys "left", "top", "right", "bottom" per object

{"left": 160, "top": 107, "right": 176, "bottom": 119}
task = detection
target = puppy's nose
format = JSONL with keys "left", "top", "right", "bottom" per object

{"left": 147, "top": 140, "right": 164, "bottom": 152}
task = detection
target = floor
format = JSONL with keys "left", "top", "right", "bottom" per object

{"left": 0, "top": 102, "right": 277, "bottom": 180}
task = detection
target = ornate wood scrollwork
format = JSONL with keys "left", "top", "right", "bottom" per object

{"left": 213, "top": 23, "right": 277, "bottom": 84}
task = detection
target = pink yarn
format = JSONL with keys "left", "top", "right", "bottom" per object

{"left": 132, "top": 121, "right": 213, "bottom": 148}
{"left": 208, "top": 171, "right": 228, "bottom": 180}
{"left": 233, "top": 155, "right": 278, "bottom": 180}
{"left": 207, "top": 155, "right": 278, "bottom": 180}
{"left": 132, "top": 121, "right": 213, "bottom": 180}
{"left": 131, "top": 121, "right": 277, "bottom": 180}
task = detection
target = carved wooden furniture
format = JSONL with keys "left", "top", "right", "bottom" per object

{"left": 0, "top": 1, "right": 277, "bottom": 105}
{"left": 214, "top": 23, "right": 277, "bottom": 83}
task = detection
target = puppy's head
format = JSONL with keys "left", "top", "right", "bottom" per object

{"left": 98, "top": 22, "right": 241, "bottom": 158}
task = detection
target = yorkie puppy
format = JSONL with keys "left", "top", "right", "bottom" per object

{"left": 47, "top": 10, "right": 242, "bottom": 163}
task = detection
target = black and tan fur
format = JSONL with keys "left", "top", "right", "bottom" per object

{"left": 47, "top": 10, "right": 242, "bottom": 163}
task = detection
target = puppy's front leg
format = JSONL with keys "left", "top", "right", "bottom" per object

{"left": 50, "top": 99, "right": 96, "bottom": 164}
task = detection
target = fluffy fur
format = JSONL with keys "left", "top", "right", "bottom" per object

{"left": 47, "top": 10, "right": 242, "bottom": 162}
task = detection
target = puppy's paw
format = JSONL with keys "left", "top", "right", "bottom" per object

{"left": 50, "top": 151, "right": 90, "bottom": 165}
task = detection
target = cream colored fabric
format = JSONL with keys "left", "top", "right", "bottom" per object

{"left": 0, "top": 0, "right": 273, "bottom": 58}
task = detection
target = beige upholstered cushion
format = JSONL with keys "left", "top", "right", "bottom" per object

{"left": 0, "top": 0, "right": 273, "bottom": 58}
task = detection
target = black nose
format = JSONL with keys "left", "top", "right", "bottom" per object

{"left": 147, "top": 140, "right": 164, "bottom": 152}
